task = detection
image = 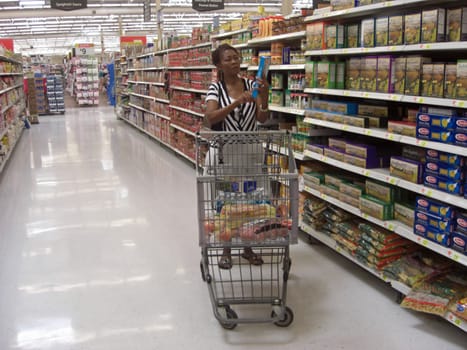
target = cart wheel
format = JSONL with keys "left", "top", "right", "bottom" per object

{"left": 200, "top": 260, "right": 206, "bottom": 282}
{"left": 272, "top": 306, "right": 294, "bottom": 327}
{"left": 220, "top": 307, "right": 238, "bottom": 330}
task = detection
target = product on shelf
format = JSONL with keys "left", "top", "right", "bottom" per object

{"left": 421, "top": 9, "right": 446, "bottom": 43}
{"left": 345, "top": 23, "right": 360, "bottom": 48}
{"left": 375, "top": 17, "right": 389, "bottom": 47}
{"left": 405, "top": 12, "right": 422, "bottom": 45}
{"left": 388, "top": 15, "right": 404, "bottom": 46}
{"left": 447, "top": 7, "right": 467, "bottom": 42}
{"left": 361, "top": 18, "right": 375, "bottom": 47}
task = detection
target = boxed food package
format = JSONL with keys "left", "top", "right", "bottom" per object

{"left": 393, "top": 57, "right": 407, "bottom": 95}
{"left": 416, "top": 113, "right": 456, "bottom": 129}
{"left": 305, "top": 61, "right": 316, "bottom": 88}
{"left": 331, "top": 0, "right": 358, "bottom": 11}
{"left": 377, "top": 56, "right": 395, "bottom": 93}
{"left": 346, "top": 57, "right": 362, "bottom": 90}
{"left": 426, "top": 149, "right": 464, "bottom": 167}
{"left": 421, "top": 9, "right": 446, "bottom": 43}
{"left": 328, "top": 137, "right": 347, "bottom": 150}
{"left": 307, "top": 144, "right": 326, "bottom": 154}
{"left": 425, "top": 161, "right": 464, "bottom": 181}
{"left": 423, "top": 174, "right": 464, "bottom": 195}
{"left": 388, "top": 121, "right": 417, "bottom": 137}
{"left": 321, "top": 184, "right": 341, "bottom": 198}
{"left": 455, "top": 212, "right": 467, "bottom": 234}
{"left": 307, "top": 22, "right": 326, "bottom": 50}
{"left": 270, "top": 90, "right": 284, "bottom": 106}
{"left": 405, "top": 13, "right": 422, "bottom": 45}
{"left": 314, "top": 61, "right": 336, "bottom": 89}
{"left": 415, "top": 196, "right": 454, "bottom": 219}
{"left": 359, "top": 0, "right": 372, "bottom": 5}
{"left": 454, "top": 130, "right": 467, "bottom": 147}
{"left": 324, "top": 147, "right": 346, "bottom": 161}
{"left": 361, "top": 18, "right": 375, "bottom": 47}
{"left": 390, "top": 156, "right": 423, "bottom": 183}
{"left": 416, "top": 127, "right": 454, "bottom": 143}
{"left": 340, "top": 182, "right": 365, "bottom": 198}
{"left": 447, "top": 8, "right": 467, "bottom": 41}
{"left": 431, "top": 64, "right": 445, "bottom": 98}
{"left": 336, "top": 62, "right": 346, "bottom": 89}
{"left": 455, "top": 116, "right": 467, "bottom": 132}
{"left": 451, "top": 231, "right": 467, "bottom": 254}
{"left": 345, "top": 23, "right": 360, "bottom": 48}
{"left": 456, "top": 60, "right": 467, "bottom": 99}
{"left": 362, "top": 56, "right": 378, "bottom": 92}
{"left": 360, "top": 195, "right": 394, "bottom": 220}
{"left": 375, "top": 17, "right": 389, "bottom": 47}
{"left": 414, "top": 224, "right": 450, "bottom": 246}
{"left": 325, "top": 24, "right": 345, "bottom": 49}
{"left": 389, "top": 15, "right": 404, "bottom": 46}
{"left": 395, "top": 202, "right": 415, "bottom": 227}
{"left": 366, "top": 179, "right": 395, "bottom": 203}
{"left": 402, "top": 145, "right": 427, "bottom": 162}
{"left": 339, "top": 192, "right": 361, "bottom": 207}
{"left": 415, "top": 210, "right": 454, "bottom": 232}
{"left": 444, "top": 64, "right": 457, "bottom": 99}
{"left": 345, "top": 143, "right": 377, "bottom": 159}
{"left": 421, "top": 64, "right": 434, "bottom": 97}
{"left": 405, "top": 56, "right": 431, "bottom": 96}
{"left": 358, "top": 104, "right": 388, "bottom": 118}
{"left": 344, "top": 153, "right": 385, "bottom": 169}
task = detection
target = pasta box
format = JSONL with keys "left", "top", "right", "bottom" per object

{"left": 425, "top": 149, "right": 465, "bottom": 167}
{"left": 416, "top": 127, "right": 455, "bottom": 143}
{"left": 414, "top": 210, "right": 454, "bottom": 232}
{"left": 415, "top": 196, "right": 455, "bottom": 219}
{"left": 416, "top": 113, "right": 456, "bottom": 130}
{"left": 423, "top": 174, "right": 464, "bottom": 195}
{"left": 455, "top": 212, "right": 467, "bottom": 234}
{"left": 414, "top": 223, "right": 451, "bottom": 246}
{"left": 390, "top": 156, "right": 423, "bottom": 184}
{"left": 454, "top": 130, "right": 467, "bottom": 147}
{"left": 424, "top": 162, "right": 464, "bottom": 181}
{"left": 455, "top": 117, "right": 467, "bottom": 132}
{"left": 450, "top": 231, "right": 467, "bottom": 254}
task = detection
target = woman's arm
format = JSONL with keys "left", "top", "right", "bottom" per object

{"left": 254, "top": 77, "right": 270, "bottom": 123}
{"left": 204, "top": 92, "right": 254, "bottom": 127}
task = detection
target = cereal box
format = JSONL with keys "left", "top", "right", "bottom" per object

{"left": 306, "top": 22, "right": 325, "bottom": 50}
{"left": 456, "top": 60, "right": 467, "bottom": 99}
{"left": 345, "top": 24, "right": 360, "bottom": 48}
{"left": 444, "top": 64, "right": 457, "bottom": 99}
{"left": 346, "top": 57, "right": 362, "bottom": 90}
{"left": 447, "top": 8, "right": 467, "bottom": 41}
{"left": 314, "top": 61, "right": 336, "bottom": 89}
{"left": 361, "top": 18, "right": 375, "bottom": 48}
{"left": 362, "top": 56, "right": 378, "bottom": 92}
{"left": 431, "top": 64, "right": 445, "bottom": 98}
{"left": 377, "top": 56, "right": 395, "bottom": 93}
{"left": 375, "top": 17, "right": 389, "bottom": 47}
{"left": 421, "top": 64, "right": 434, "bottom": 97}
{"left": 421, "top": 9, "right": 446, "bottom": 43}
{"left": 404, "top": 13, "right": 421, "bottom": 45}
{"left": 325, "top": 24, "right": 345, "bottom": 49}
{"left": 388, "top": 15, "right": 404, "bottom": 46}
{"left": 305, "top": 60, "right": 316, "bottom": 88}
{"left": 331, "top": 0, "right": 358, "bottom": 11}
{"left": 393, "top": 57, "right": 407, "bottom": 95}
{"left": 405, "top": 56, "right": 431, "bottom": 96}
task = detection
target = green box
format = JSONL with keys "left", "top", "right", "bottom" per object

{"left": 360, "top": 195, "right": 394, "bottom": 220}
{"left": 346, "top": 58, "right": 362, "bottom": 90}
{"left": 339, "top": 182, "right": 365, "bottom": 198}
{"left": 375, "top": 17, "right": 389, "bottom": 47}
{"left": 305, "top": 61, "right": 316, "bottom": 88}
{"left": 388, "top": 15, "right": 404, "bottom": 45}
{"left": 325, "top": 24, "right": 345, "bottom": 49}
{"left": 361, "top": 18, "right": 375, "bottom": 47}
{"left": 336, "top": 62, "right": 346, "bottom": 89}
{"left": 365, "top": 179, "right": 395, "bottom": 203}
{"left": 456, "top": 60, "right": 467, "bottom": 99}
{"left": 314, "top": 62, "right": 336, "bottom": 89}
{"left": 405, "top": 13, "right": 421, "bottom": 45}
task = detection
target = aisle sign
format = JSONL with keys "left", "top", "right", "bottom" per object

{"left": 0, "top": 38, "right": 14, "bottom": 51}
{"left": 51, "top": 0, "right": 87, "bottom": 11}
{"left": 192, "top": 0, "right": 224, "bottom": 12}
{"left": 143, "top": 0, "right": 151, "bottom": 22}
{"left": 75, "top": 43, "right": 95, "bottom": 56}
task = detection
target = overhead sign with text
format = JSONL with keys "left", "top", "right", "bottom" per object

{"left": 51, "top": 0, "right": 87, "bottom": 11}
{"left": 192, "top": 0, "right": 224, "bottom": 12}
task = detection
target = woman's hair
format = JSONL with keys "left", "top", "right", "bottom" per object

{"left": 212, "top": 43, "right": 239, "bottom": 66}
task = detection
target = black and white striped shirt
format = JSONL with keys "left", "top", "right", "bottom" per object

{"left": 206, "top": 78, "right": 258, "bottom": 131}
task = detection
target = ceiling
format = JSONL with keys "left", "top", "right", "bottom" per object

{"left": 0, "top": 0, "right": 311, "bottom": 57}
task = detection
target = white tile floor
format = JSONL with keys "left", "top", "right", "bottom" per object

{"left": 0, "top": 106, "right": 465, "bottom": 350}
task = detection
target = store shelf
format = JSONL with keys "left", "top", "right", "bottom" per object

{"left": 303, "top": 149, "right": 467, "bottom": 208}
{"left": 156, "top": 98, "right": 170, "bottom": 104}
{"left": 248, "top": 31, "right": 306, "bottom": 46}
{"left": 233, "top": 43, "right": 249, "bottom": 49}
{"left": 136, "top": 51, "right": 155, "bottom": 58}
{"left": 128, "top": 102, "right": 155, "bottom": 114}
{"left": 170, "top": 123, "right": 197, "bottom": 137}
{"left": 304, "top": 88, "right": 467, "bottom": 109}
{"left": 305, "top": 41, "right": 467, "bottom": 57}
{"left": 169, "top": 104, "right": 204, "bottom": 117}
{"left": 168, "top": 42, "right": 211, "bottom": 52}
{"left": 211, "top": 28, "right": 249, "bottom": 39}
{"left": 304, "top": 0, "right": 456, "bottom": 22}
{"left": 168, "top": 65, "right": 215, "bottom": 70}
{"left": 129, "top": 92, "right": 155, "bottom": 100}
{"left": 303, "top": 116, "right": 467, "bottom": 157}
{"left": 269, "top": 105, "right": 306, "bottom": 116}
{"left": 0, "top": 55, "right": 21, "bottom": 65}
{"left": 155, "top": 112, "right": 170, "bottom": 121}
{"left": 303, "top": 184, "right": 467, "bottom": 267}
{"left": 170, "top": 85, "right": 208, "bottom": 94}
{"left": 445, "top": 312, "right": 467, "bottom": 332}
{"left": 0, "top": 72, "right": 23, "bottom": 76}
{"left": 127, "top": 66, "right": 167, "bottom": 71}
{"left": 269, "top": 64, "right": 305, "bottom": 71}
{"left": 1, "top": 102, "right": 16, "bottom": 114}
{"left": 0, "top": 126, "right": 23, "bottom": 175}
{"left": 0, "top": 83, "right": 23, "bottom": 95}
{"left": 127, "top": 80, "right": 165, "bottom": 86}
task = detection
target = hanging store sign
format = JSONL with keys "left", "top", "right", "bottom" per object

{"left": 75, "top": 43, "right": 94, "bottom": 56}
{"left": 143, "top": 0, "right": 151, "bottom": 22}
{"left": 192, "top": 0, "right": 224, "bottom": 12}
{"left": 51, "top": 0, "right": 87, "bottom": 11}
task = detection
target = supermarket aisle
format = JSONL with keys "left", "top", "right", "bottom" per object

{"left": 0, "top": 106, "right": 465, "bottom": 350}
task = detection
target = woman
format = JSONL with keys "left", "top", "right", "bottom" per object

{"left": 205, "top": 44, "right": 270, "bottom": 269}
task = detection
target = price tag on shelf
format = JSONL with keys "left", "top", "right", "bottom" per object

{"left": 384, "top": 222, "right": 395, "bottom": 231}
{"left": 321, "top": 193, "right": 327, "bottom": 200}
{"left": 455, "top": 100, "right": 465, "bottom": 108}
{"left": 455, "top": 318, "right": 461, "bottom": 326}
{"left": 321, "top": 156, "right": 328, "bottom": 162}
{"left": 422, "top": 239, "right": 429, "bottom": 246}
{"left": 386, "top": 133, "right": 395, "bottom": 141}
{"left": 416, "top": 139, "right": 427, "bottom": 147}
{"left": 421, "top": 188, "right": 434, "bottom": 197}
{"left": 344, "top": 91, "right": 350, "bottom": 96}
{"left": 362, "top": 213, "right": 368, "bottom": 219}
{"left": 363, "top": 92, "right": 370, "bottom": 97}
{"left": 342, "top": 125, "right": 349, "bottom": 131}
{"left": 364, "top": 129, "right": 372, "bottom": 136}
{"left": 390, "top": 95, "right": 399, "bottom": 101}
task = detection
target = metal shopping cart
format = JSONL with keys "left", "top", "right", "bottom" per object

{"left": 196, "top": 130, "right": 299, "bottom": 329}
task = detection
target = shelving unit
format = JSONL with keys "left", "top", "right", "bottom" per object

{"left": 46, "top": 74, "right": 65, "bottom": 114}
{"left": 69, "top": 56, "right": 99, "bottom": 106}
{"left": 0, "top": 53, "right": 25, "bottom": 175}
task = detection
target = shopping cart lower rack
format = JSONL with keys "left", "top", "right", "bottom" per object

{"left": 196, "top": 131, "right": 299, "bottom": 329}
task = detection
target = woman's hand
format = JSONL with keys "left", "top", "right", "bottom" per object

{"left": 237, "top": 91, "right": 255, "bottom": 105}
{"left": 255, "top": 77, "right": 269, "bottom": 98}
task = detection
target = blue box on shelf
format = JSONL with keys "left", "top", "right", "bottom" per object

{"left": 416, "top": 113, "right": 456, "bottom": 130}
{"left": 424, "top": 162, "right": 465, "bottom": 181}
{"left": 455, "top": 212, "right": 467, "bottom": 234}
{"left": 451, "top": 231, "right": 467, "bottom": 254}
{"left": 414, "top": 223, "right": 451, "bottom": 247}
{"left": 415, "top": 210, "right": 454, "bottom": 232}
{"left": 416, "top": 127, "right": 455, "bottom": 143}
{"left": 425, "top": 149, "right": 465, "bottom": 167}
{"left": 415, "top": 196, "right": 455, "bottom": 219}
{"left": 423, "top": 174, "right": 464, "bottom": 195}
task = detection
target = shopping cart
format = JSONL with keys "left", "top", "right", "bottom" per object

{"left": 196, "top": 130, "right": 299, "bottom": 329}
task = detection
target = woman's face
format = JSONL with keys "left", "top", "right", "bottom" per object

{"left": 219, "top": 49, "right": 241, "bottom": 75}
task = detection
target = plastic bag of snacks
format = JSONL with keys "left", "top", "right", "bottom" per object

{"left": 401, "top": 291, "right": 450, "bottom": 316}
{"left": 382, "top": 254, "right": 438, "bottom": 287}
